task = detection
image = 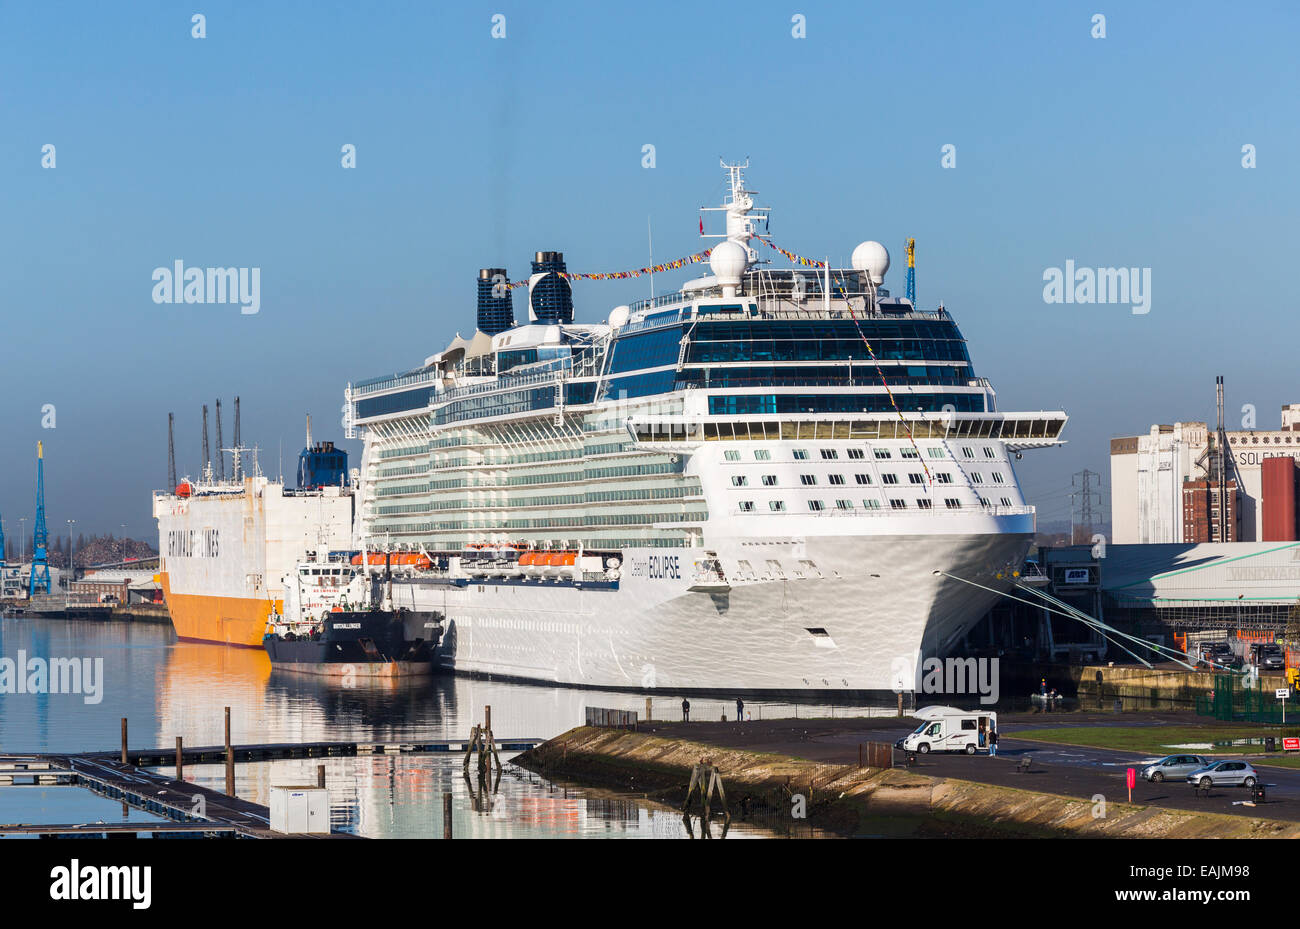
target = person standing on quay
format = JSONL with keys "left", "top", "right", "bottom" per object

{"left": 681, "top": 697, "right": 690, "bottom": 723}
{"left": 988, "top": 724, "right": 999, "bottom": 757}
{"left": 736, "top": 697, "right": 744, "bottom": 723}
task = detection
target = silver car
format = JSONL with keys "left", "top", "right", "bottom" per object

{"left": 1140, "top": 754, "right": 1210, "bottom": 782}
{"left": 1187, "top": 760, "right": 1259, "bottom": 789}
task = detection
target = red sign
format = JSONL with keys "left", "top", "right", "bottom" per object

{"left": 1283, "top": 738, "right": 1300, "bottom": 751}
{"left": 1126, "top": 767, "right": 1136, "bottom": 789}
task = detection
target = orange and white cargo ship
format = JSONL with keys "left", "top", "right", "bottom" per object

{"left": 153, "top": 443, "right": 355, "bottom": 648}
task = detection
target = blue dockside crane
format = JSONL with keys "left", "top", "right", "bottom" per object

{"left": 28, "top": 442, "right": 51, "bottom": 596}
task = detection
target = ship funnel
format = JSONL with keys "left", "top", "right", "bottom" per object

{"left": 477, "top": 268, "right": 516, "bottom": 335}
{"left": 528, "top": 251, "right": 574, "bottom": 324}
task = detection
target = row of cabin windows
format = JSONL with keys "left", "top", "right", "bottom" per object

{"left": 724, "top": 445, "right": 1000, "bottom": 463}
{"left": 738, "top": 498, "right": 982, "bottom": 513}
{"left": 732, "top": 470, "right": 1005, "bottom": 487}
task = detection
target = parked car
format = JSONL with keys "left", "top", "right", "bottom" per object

{"left": 1187, "top": 760, "right": 1259, "bottom": 789}
{"left": 1254, "top": 645, "right": 1285, "bottom": 671}
{"left": 1205, "top": 644, "right": 1241, "bottom": 669}
{"left": 1140, "top": 754, "right": 1210, "bottom": 782}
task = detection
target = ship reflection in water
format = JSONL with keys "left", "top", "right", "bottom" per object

{"left": 0, "top": 617, "right": 829, "bottom": 838}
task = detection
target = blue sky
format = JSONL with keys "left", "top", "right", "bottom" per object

{"left": 1, "top": 0, "right": 1297, "bottom": 541}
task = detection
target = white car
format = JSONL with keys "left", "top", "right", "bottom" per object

{"left": 1187, "top": 760, "right": 1259, "bottom": 789}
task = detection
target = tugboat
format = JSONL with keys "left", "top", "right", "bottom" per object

{"left": 263, "top": 550, "right": 442, "bottom": 677}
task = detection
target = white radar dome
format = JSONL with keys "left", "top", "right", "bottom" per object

{"left": 851, "top": 241, "right": 890, "bottom": 285}
{"left": 708, "top": 240, "right": 749, "bottom": 287}
{"left": 608, "top": 305, "right": 630, "bottom": 328}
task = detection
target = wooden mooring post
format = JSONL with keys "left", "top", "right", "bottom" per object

{"left": 443, "top": 791, "right": 453, "bottom": 838}
{"left": 224, "top": 707, "right": 235, "bottom": 796}
{"left": 461, "top": 706, "right": 503, "bottom": 781}
{"left": 462, "top": 725, "right": 480, "bottom": 775}
{"left": 120, "top": 718, "right": 128, "bottom": 764}
{"left": 175, "top": 736, "right": 183, "bottom": 781}
{"left": 681, "top": 761, "right": 731, "bottom": 838}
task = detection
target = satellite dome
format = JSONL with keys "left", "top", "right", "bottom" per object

{"left": 851, "top": 241, "right": 890, "bottom": 285}
{"left": 708, "top": 240, "right": 748, "bottom": 286}
{"left": 608, "top": 305, "right": 631, "bottom": 328}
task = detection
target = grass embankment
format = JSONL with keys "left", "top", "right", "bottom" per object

{"left": 1015, "top": 726, "right": 1300, "bottom": 768}
{"left": 515, "top": 726, "right": 1300, "bottom": 837}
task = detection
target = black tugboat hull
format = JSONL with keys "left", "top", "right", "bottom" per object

{"left": 264, "top": 609, "right": 442, "bottom": 677}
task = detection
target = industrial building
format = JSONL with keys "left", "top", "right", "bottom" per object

{"left": 69, "top": 567, "right": 162, "bottom": 605}
{"left": 979, "top": 542, "right": 1300, "bottom": 664}
{"left": 0, "top": 563, "right": 62, "bottom": 600}
{"left": 1045, "top": 540, "right": 1300, "bottom": 649}
{"left": 1111, "top": 399, "right": 1300, "bottom": 544}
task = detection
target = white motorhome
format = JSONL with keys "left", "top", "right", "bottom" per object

{"left": 900, "top": 705, "right": 998, "bottom": 755}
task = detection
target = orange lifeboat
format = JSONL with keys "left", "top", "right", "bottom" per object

{"left": 387, "top": 553, "right": 433, "bottom": 570}
{"left": 175, "top": 481, "right": 192, "bottom": 498}
{"left": 519, "top": 552, "right": 537, "bottom": 566}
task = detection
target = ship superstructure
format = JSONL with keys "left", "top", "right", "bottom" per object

{"left": 342, "top": 162, "right": 1067, "bottom": 693}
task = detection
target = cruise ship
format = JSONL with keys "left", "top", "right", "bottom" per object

{"left": 342, "top": 162, "right": 1068, "bottom": 694}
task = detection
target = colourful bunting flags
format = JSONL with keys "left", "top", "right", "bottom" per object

{"left": 760, "top": 238, "right": 827, "bottom": 268}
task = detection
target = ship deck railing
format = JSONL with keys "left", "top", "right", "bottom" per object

{"left": 673, "top": 374, "right": 980, "bottom": 390}
{"left": 628, "top": 411, "right": 1068, "bottom": 443}
{"left": 351, "top": 366, "right": 440, "bottom": 397}
{"left": 433, "top": 368, "right": 566, "bottom": 404}
{"left": 725, "top": 503, "right": 1037, "bottom": 519}
{"left": 624, "top": 293, "right": 953, "bottom": 325}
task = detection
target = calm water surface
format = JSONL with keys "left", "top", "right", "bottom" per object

{"left": 1, "top": 616, "right": 851, "bottom": 837}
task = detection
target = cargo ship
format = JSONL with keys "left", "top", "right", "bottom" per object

{"left": 339, "top": 161, "right": 1070, "bottom": 694}
{"left": 152, "top": 430, "right": 355, "bottom": 648}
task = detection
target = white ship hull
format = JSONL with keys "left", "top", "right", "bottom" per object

{"left": 387, "top": 525, "right": 1031, "bottom": 693}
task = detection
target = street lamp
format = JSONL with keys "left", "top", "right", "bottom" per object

{"left": 66, "top": 519, "right": 76, "bottom": 588}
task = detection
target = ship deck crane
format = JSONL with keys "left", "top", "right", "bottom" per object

{"left": 905, "top": 237, "right": 916, "bottom": 307}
